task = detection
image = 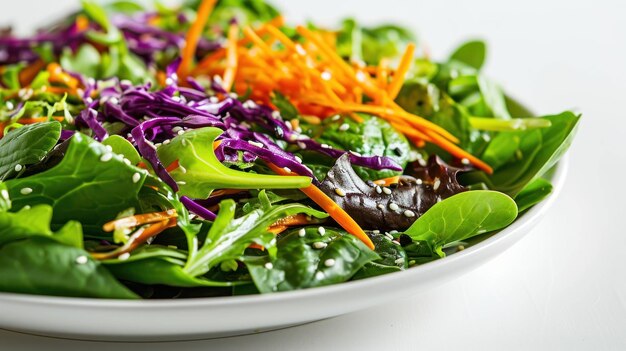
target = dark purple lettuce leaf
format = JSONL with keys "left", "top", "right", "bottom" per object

{"left": 318, "top": 154, "right": 467, "bottom": 231}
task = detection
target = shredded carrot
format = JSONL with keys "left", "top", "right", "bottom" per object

{"left": 75, "top": 15, "right": 90, "bottom": 32}
{"left": 165, "top": 160, "right": 180, "bottom": 172}
{"left": 47, "top": 63, "right": 79, "bottom": 90}
{"left": 373, "top": 176, "right": 401, "bottom": 186}
{"left": 19, "top": 59, "right": 45, "bottom": 87}
{"left": 387, "top": 43, "right": 415, "bottom": 99}
{"left": 95, "top": 216, "right": 177, "bottom": 260}
{"left": 221, "top": 22, "right": 239, "bottom": 92}
{"left": 266, "top": 163, "right": 375, "bottom": 250}
{"left": 102, "top": 209, "right": 178, "bottom": 232}
{"left": 177, "top": 0, "right": 217, "bottom": 80}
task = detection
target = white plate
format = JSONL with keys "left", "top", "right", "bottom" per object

{"left": 0, "top": 158, "right": 569, "bottom": 342}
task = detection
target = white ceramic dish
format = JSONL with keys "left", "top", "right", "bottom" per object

{"left": 0, "top": 158, "right": 568, "bottom": 342}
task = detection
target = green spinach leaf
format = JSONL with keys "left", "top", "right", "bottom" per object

{"left": 0, "top": 122, "right": 61, "bottom": 181}
{"left": 515, "top": 178, "right": 553, "bottom": 212}
{"left": 352, "top": 232, "right": 407, "bottom": 280}
{"left": 449, "top": 40, "right": 486, "bottom": 70}
{"left": 0, "top": 205, "right": 82, "bottom": 248}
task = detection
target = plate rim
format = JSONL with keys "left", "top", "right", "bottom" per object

{"left": 0, "top": 156, "right": 570, "bottom": 308}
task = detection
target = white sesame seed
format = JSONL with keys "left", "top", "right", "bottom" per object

{"left": 105, "top": 145, "right": 113, "bottom": 152}
{"left": 181, "top": 139, "right": 188, "bottom": 147}
{"left": 14, "top": 164, "right": 22, "bottom": 172}
{"left": 389, "top": 230, "right": 398, "bottom": 234}
{"left": 132, "top": 173, "right": 141, "bottom": 184}
{"left": 389, "top": 203, "right": 399, "bottom": 211}
{"left": 22, "top": 205, "right": 31, "bottom": 210}
{"left": 297, "top": 141, "right": 307, "bottom": 149}
{"left": 100, "top": 153, "right": 113, "bottom": 162}
{"left": 154, "top": 143, "right": 162, "bottom": 148}
{"left": 349, "top": 150, "right": 362, "bottom": 157}
{"left": 313, "top": 242, "right": 327, "bottom": 249}
{"left": 295, "top": 156, "right": 302, "bottom": 163}
{"left": 403, "top": 210, "right": 416, "bottom": 218}
{"left": 377, "top": 204, "right": 385, "bottom": 210}
{"left": 433, "top": 177, "right": 441, "bottom": 191}
{"left": 228, "top": 92, "right": 239, "bottom": 99}
{"left": 6, "top": 101, "right": 14, "bottom": 110}
{"left": 315, "top": 271, "right": 325, "bottom": 280}
{"left": 298, "top": 228, "right": 306, "bottom": 237}
{"left": 295, "top": 44, "right": 306, "bottom": 55}
{"left": 457, "top": 245, "right": 466, "bottom": 251}
{"left": 167, "top": 245, "right": 178, "bottom": 249}
{"left": 375, "top": 186, "right": 382, "bottom": 194}
{"left": 179, "top": 165, "right": 187, "bottom": 174}
{"left": 20, "top": 187, "right": 33, "bottom": 195}
{"left": 321, "top": 143, "right": 331, "bottom": 149}
{"left": 177, "top": 181, "right": 187, "bottom": 185}
{"left": 418, "top": 158, "right": 427, "bottom": 166}
{"left": 118, "top": 252, "right": 131, "bottom": 261}
{"left": 395, "top": 258, "right": 405, "bottom": 265}
{"left": 283, "top": 167, "right": 291, "bottom": 173}
{"left": 461, "top": 158, "right": 470, "bottom": 165}
{"left": 172, "top": 126, "right": 183, "bottom": 133}
{"left": 334, "top": 188, "right": 346, "bottom": 197}
{"left": 338, "top": 123, "right": 350, "bottom": 131}
{"left": 324, "top": 258, "right": 336, "bottom": 267}
{"left": 75, "top": 255, "right": 88, "bottom": 264}
{"left": 271, "top": 110, "right": 282, "bottom": 119}
{"left": 372, "top": 230, "right": 380, "bottom": 234}
{"left": 384, "top": 233, "right": 394, "bottom": 240}
{"left": 392, "top": 240, "right": 401, "bottom": 246}
{"left": 248, "top": 140, "right": 264, "bottom": 148}
{"left": 318, "top": 227, "right": 326, "bottom": 236}
{"left": 243, "top": 100, "right": 257, "bottom": 109}
{"left": 382, "top": 187, "right": 392, "bottom": 195}
{"left": 264, "top": 262, "right": 274, "bottom": 269}
{"left": 1, "top": 189, "right": 8, "bottom": 200}
{"left": 163, "top": 139, "right": 171, "bottom": 145}
{"left": 321, "top": 71, "right": 332, "bottom": 80}
{"left": 209, "top": 96, "right": 220, "bottom": 104}
{"left": 177, "top": 129, "right": 185, "bottom": 135}
{"left": 416, "top": 179, "right": 423, "bottom": 185}
{"left": 109, "top": 97, "right": 119, "bottom": 105}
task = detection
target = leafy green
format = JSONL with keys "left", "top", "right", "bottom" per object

{"left": 463, "top": 112, "right": 580, "bottom": 196}
{"left": 60, "top": 44, "right": 102, "bottom": 79}
{"left": 0, "top": 205, "right": 83, "bottom": 248}
{"left": 352, "top": 232, "right": 407, "bottom": 280}
{"left": 405, "top": 190, "right": 518, "bottom": 256}
{"left": 515, "top": 178, "right": 553, "bottom": 212}
{"left": 157, "top": 127, "right": 311, "bottom": 199}
{"left": 308, "top": 114, "right": 411, "bottom": 180}
{"left": 449, "top": 40, "right": 486, "bottom": 70}
{"left": 184, "top": 191, "right": 328, "bottom": 277}
{"left": 336, "top": 19, "right": 416, "bottom": 64}
{"left": 0, "top": 237, "right": 137, "bottom": 299}
{"left": 0, "top": 183, "right": 10, "bottom": 212}
{"left": 102, "top": 135, "right": 142, "bottom": 165}
{"left": 0, "top": 122, "right": 61, "bottom": 181}
{"left": 5, "top": 133, "right": 149, "bottom": 236}
{"left": 245, "top": 227, "right": 379, "bottom": 293}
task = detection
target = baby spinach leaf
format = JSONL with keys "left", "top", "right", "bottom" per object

{"left": 352, "top": 232, "right": 408, "bottom": 280}
{"left": 449, "top": 40, "right": 486, "bottom": 70}
{"left": 0, "top": 183, "right": 10, "bottom": 212}
{"left": 60, "top": 44, "right": 102, "bottom": 79}
{"left": 5, "top": 133, "right": 149, "bottom": 236}
{"left": 310, "top": 114, "right": 411, "bottom": 180}
{"left": 0, "top": 121, "right": 61, "bottom": 181}
{"left": 477, "top": 76, "right": 512, "bottom": 120}
{"left": 102, "top": 135, "right": 141, "bottom": 165}
{"left": 405, "top": 190, "right": 518, "bottom": 256}
{"left": 245, "top": 227, "right": 379, "bottom": 293}
{"left": 462, "top": 111, "right": 580, "bottom": 196}
{"left": 515, "top": 178, "right": 553, "bottom": 212}
{"left": 0, "top": 205, "right": 82, "bottom": 248}
{"left": 157, "top": 127, "right": 311, "bottom": 199}
{"left": 184, "top": 191, "right": 328, "bottom": 277}
{"left": 0, "top": 237, "right": 137, "bottom": 299}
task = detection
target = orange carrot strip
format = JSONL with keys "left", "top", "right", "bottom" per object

{"left": 19, "top": 59, "right": 45, "bottom": 87}
{"left": 94, "top": 218, "right": 177, "bottom": 260}
{"left": 266, "top": 163, "right": 375, "bottom": 250}
{"left": 387, "top": 43, "right": 415, "bottom": 99}
{"left": 373, "top": 176, "right": 400, "bottom": 186}
{"left": 222, "top": 22, "right": 239, "bottom": 92}
{"left": 424, "top": 129, "right": 493, "bottom": 174}
{"left": 102, "top": 209, "right": 178, "bottom": 232}
{"left": 177, "top": 0, "right": 217, "bottom": 80}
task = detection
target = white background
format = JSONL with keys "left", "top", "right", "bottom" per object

{"left": 2, "top": 0, "right": 625, "bottom": 349}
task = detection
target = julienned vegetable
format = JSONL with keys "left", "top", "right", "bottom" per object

{"left": 0, "top": 0, "right": 579, "bottom": 299}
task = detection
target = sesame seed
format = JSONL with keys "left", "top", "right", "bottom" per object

{"left": 392, "top": 240, "right": 401, "bottom": 246}
{"left": 6, "top": 101, "right": 14, "bottom": 110}
{"left": 163, "top": 139, "right": 171, "bottom": 145}
{"left": 105, "top": 145, "right": 113, "bottom": 152}
{"left": 248, "top": 140, "right": 264, "bottom": 148}
{"left": 324, "top": 258, "right": 336, "bottom": 267}
{"left": 312, "top": 242, "right": 327, "bottom": 249}
{"left": 154, "top": 143, "right": 162, "bottom": 148}
{"left": 339, "top": 123, "right": 350, "bottom": 131}
{"left": 243, "top": 100, "right": 257, "bottom": 109}
{"left": 109, "top": 97, "right": 119, "bottom": 105}
{"left": 375, "top": 186, "right": 382, "bottom": 194}
{"left": 283, "top": 167, "right": 291, "bottom": 173}
{"left": 349, "top": 150, "right": 362, "bottom": 157}
{"left": 457, "top": 245, "right": 466, "bottom": 251}
{"left": 384, "top": 233, "right": 394, "bottom": 240}
{"left": 377, "top": 204, "right": 385, "bottom": 210}
{"left": 75, "top": 255, "right": 88, "bottom": 264}
{"left": 321, "top": 143, "right": 331, "bottom": 149}
{"left": 271, "top": 110, "right": 282, "bottom": 119}
{"left": 433, "top": 178, "right": 441, "bottom": 191}
{"left": 395, "top": 258, "right": 405, "bottom": 265}
{"left": 179, "top": 165, "right": 187, "bottom": 174}
{"left": 334, "top": 188, "right": 346, "bottom": 197}
{"left": 100, "top": 153, "right": 113, "bottom": 162}
{"left": 416, "top": 179, "right": 423, "bottom": 185}
{"left": 298, "top": 228, "right": 306, "bottom": 237}
{"left": 331, "top": 115, "right": 341, "bottom": 121}
{"left": 1, "top": 189, "right": 8, "bottom": 200}
{"left": 228, "top": 92, "right": 239, "bottom": 99}
{"left": 295, "top": 44, "right": 306, "bottom": 55}
{"left": 22, "top": 205, "right": 31, "bottom": 210}
{"left": 295, "top": 156, "right": 302, "bottom": 163}
{"left": 123, "top": 158, "right": 131, "bottom": 166}
{"left": 118, "top": 252, "right": 131, "bottom": 261}
{"left": 14, "top": 164, "right": 22, "bottom": 172}
{"left": 461, "top": 158, "right": 470, "bottom": 165}
{"left": 389, "top": 230, "right": 398, "bottom": 234}
{"left": 318, "top": 227, "right": 326, "bottom": 236}
{"left": 315, "top": 271, "right": 325, "bottom": 280}
{"left": 418, "top": 159, "right": 427, "bottom": 166}
{"left": 403, "top": 210, "right": 416, "bottom": 218}
{"left": 321, "top": 71, "right": 332, "bottom": 80}
{"left": 389, "top": 203, "right": 399, "bottom": 211}
{"left": 165, "top": 78, "right": 175, "bottom": 85}
{"left": 372, "top": 230, "right": 380, "bottom": 234}
{"left": 132, "top": 173, "right": 141, "bottom": 184}
{"left": 382, "top": 187, "right": 392, "bottom": 195}
{"left": 297, "top": 141, "right": 307, "bottom": 149}
{"left": 177, "top": 129, "right": 185, "bottom": 135}
{"left": 167, "top": 245, "right": 178, "bottom": 249}
{"left": 172, "top": 126, "right": 183, "bottom": 133}
{"left": 20, "top": 187, "right": 33, "bottom": 195}
{"left": 181, "top": 139, "right": 188, "bottom": 147}
{"left": 264, "top": 262, "right": 274, "bottom": 269}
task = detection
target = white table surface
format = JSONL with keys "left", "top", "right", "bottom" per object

{"left": 2, "top": 1, "right": 625, "bottom": 350}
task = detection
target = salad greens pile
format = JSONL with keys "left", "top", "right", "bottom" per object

{"left": 0, "top": 0, "right": 579, "bottom": 299}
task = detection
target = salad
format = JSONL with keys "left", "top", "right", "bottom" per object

{"left": 0, "top": 0, "right": 579, "bottom": 299}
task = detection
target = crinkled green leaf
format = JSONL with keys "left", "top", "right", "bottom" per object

{"left": 0, "top": 122, "right": 61, "bottom": 181}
